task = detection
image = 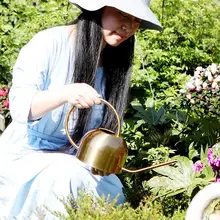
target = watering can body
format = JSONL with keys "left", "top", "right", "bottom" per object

{"left": 77, "top": 128, "right": 127, "bottom": 174}
{"left": 65, "top": 99, "right": 177, "bottom": 174}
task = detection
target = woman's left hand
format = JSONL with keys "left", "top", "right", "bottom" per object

{"left": 91, "top": 167, "right": 110, "bottom": 176}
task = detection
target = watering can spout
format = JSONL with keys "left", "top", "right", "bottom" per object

{"left": 121, "top": 160, "right": 177, "bottom": 173}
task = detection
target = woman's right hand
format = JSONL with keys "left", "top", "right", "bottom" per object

{"left": 29, "top": 83, "right": 101, "bottom": 120}
{"left": 63, "top": 83, "right": 102, "bottom": 108}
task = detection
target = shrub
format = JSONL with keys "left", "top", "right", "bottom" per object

{"left": 0, "top": 0, "right": 78, "bottom": 84}
{"left": 132, "top": 0, "right": 220, "bottom": 106}
{"left": 39, "top": 192, "right": 186, "bottom": 220}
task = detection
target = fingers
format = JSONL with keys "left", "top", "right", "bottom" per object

{"left": 91, "top": 168, "right": 110, "bottom": 176}
{"left": 91, "top": 167, "right": 98, "bottom": 175}
{"left": 65, "top": 83, "right": 102, "bottom": 108}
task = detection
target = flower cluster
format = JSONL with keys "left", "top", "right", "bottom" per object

{"left": 0, "top": 85, "right": 10, "bottom": 122}
{"left": 192, "top": 160, "right": 204, "bottom": 172}
{"left": 183, "top": 64, "right": 220, "bottom": 116}
{"left": 207, "top": 143, "right": 220, "bottom": 182}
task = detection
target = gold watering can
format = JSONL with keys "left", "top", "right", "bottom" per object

{"left": 65, "top": 99, "right": 176, "bottom": 174}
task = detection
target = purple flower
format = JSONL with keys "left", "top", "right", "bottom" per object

{"left": 215, "top": 173, "right": 220, "bottom": 182}
{"left": 208, "top": 148, "right": 214, "bottom": 165}
{"left": 192, "top": 161, "right": 204, "bottom": 172}
{"left": 208, "top": 147, "right": 220, "bottom": 168}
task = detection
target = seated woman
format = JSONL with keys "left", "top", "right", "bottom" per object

{"left": 0, "top": 0, "right": 162, "bottom": 218}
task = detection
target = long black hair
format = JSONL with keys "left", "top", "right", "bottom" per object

{"left": 69, "top": 8, "right": 135, "bottom": 144}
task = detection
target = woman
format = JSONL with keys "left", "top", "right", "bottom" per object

{"left": 0, "top": 0, "right": 162, "bottom": 218}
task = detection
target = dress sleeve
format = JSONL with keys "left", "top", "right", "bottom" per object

{"left": 9, "top": 30, "right": 52, "bottom": 124}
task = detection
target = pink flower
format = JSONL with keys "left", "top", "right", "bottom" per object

{"left": 192, "top": 161, "right": 204, "bottom": 172}
{"left": 0, "top": 89, "right": 9, "bottom": 97}
{"left": 3, "top": 100, "right": 9, "bottom": 108}
{"left": 208, "top": 147, "right": 220, "bottom": 172}
{"left": 0, "top": 89, "right": 5, "bottom": 96}
{"left": 3, "top": 88, "right": 9, "bottom": 96}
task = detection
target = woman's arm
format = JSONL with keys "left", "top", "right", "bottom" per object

{"left": 28, "top": 83, "right": 101, "bottom": 120}
{"left": 10, "top": 28, "right": 101, "bottom": 123}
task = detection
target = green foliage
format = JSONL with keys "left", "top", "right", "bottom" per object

{"left": 132, "top": 0, "right": 220, "bottom": 106}
{"left": 0, "top": 0, "right": 78, "bottom": 83}
{"left": 146, "top": 144, "right": 215, "bottom": 204}
{"left": 121, "top": 99, "right": 219, "bottom": 208}
{"left": 39, "top": 192, "right": 186, "bottom": 220}
{"left": 146, "top": 156, "right": 212, "bottom": 198}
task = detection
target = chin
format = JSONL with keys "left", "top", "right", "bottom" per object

{"left": 107, "top": 41, "right": 123, "bottom": 47}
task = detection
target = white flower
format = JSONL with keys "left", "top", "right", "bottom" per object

{"left": 214, "top": 75, "right": 220, "bottom": 82}
{"left": 190, "top": 99, "right": 196, "bottom": 104}
{"left": 202, "top": 82, "right": 208, "bottom": 89}
{"left": 186, "top": 93, "right": 192, "bottom": 100}
{"left": 205, "top": 70, "right": 211, "bottom": 77}
{"left": 212, "top": 82, "right": 218, "bottom": 89}
{"left": 196, "top": 66, "right": 203, "bottom": 72}
{"left": 194, "top": 70, "right": 201, "bottom": 78}
{"left": 186, "top": 82, "right": 195, "bottom": 90}
{"left": 208, "top": 71, "right": 214, "bottom": 82}
{"left": 210, "top": 63, "right": 217, "bottom": 75}
{"left": 195, "top": 78, "right": 203, "bottom": 87}
{"left": 196, "top": 86, "right": 202, "bottom": 92}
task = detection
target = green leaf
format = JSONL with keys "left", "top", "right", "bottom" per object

{"left": 188, "top": 142, "right": 199, "bottom": 160}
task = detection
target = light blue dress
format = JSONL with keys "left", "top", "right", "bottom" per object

{"left": 0, "top": 26, "right": 125, "bottom": 219}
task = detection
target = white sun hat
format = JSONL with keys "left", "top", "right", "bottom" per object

{"left": 69, "top": 0, "right": 162, "bottom": 31}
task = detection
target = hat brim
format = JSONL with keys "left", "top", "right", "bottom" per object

{"left": 69, "top": 0, "right": 162, "bottom": 31}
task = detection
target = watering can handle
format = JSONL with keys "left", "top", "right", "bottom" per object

{"left": 65, "top": 98, "right": 121, "bottom": 149}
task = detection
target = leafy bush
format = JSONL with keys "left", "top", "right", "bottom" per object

{"left": 0, "top": 0, "right": 78, "bottom": 83}
{"left": 37, "top": 192, "right": 186, "bottom": 220}
{"left": 121, "top": 0, "right": 220, "bottom": 205}
{"left": 132, "top": 0, "right": 220, "bottom": 106}
{"left": 145, "top": 143, "right": 220, "bottom": 215}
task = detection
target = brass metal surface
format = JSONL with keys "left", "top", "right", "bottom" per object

{"left": 65, "top": 98, "right": 127, "bottom": 173}
{"left": 65, "top": 99, "right": 121, "bottom": 149}
{"left": 65, "top": 99, "right": 177, "bottom": 174}
{"left": 121, "top": 160, "right": 177, "bottom": 173}
{"left": 77, "top": 128, "right": 127, "bottom": 173}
